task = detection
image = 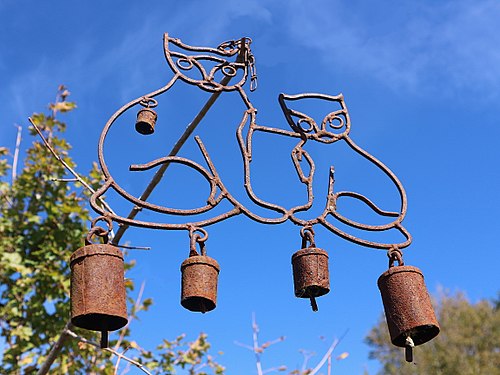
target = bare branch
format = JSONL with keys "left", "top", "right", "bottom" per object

{"left": 252, "top": 313, "right": 264, "bottom": 375}
{"left": 50, "top": 178, "right": 79, "bottom": 182}
{"left": 299, "top": 349, "right": 315, "bottom": 373}
{"left": 12, "top": 124, "right": 22, "bottom": 181}
{"left": 263, "top": 365, "right": 287, "bottom": 374}
{"left": 234, "top": 341, "right": 254, "bottom": 351}
{"left": 113, "top": 281, "right": 146, "bottom": 352}
{"left": 65, "top": 329, "right": 153, "bottom": 375}
{"left": 111, "top": 243, "right": 151, "bottom": 251}
{"left": 308, "top": 330, "right": 348, "bottom": 375}
{"left": 28, "top": 117, "right": 116, "bottom": 216}
{"left": 35, "top": 321, "right": 72, "bottom": 375}
{"left": 114, "top": 346, "right": 130, "bottom": 375}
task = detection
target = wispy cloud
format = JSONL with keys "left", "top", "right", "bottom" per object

{"left": 283, "top": 0, "right": 500, "bottom": 99}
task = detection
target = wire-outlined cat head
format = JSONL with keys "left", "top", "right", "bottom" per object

{"left": 278, "top": 93, "right": 351, "bottom": 143}
{"left": 163, "top": 33, "right": 254, "bottom": 92}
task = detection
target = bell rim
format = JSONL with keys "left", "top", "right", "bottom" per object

{"left": 391, "top": 324, "right": 440, "bottom": 347}
{"left": 294, "top": 285, "right": 330, "bottom": 298}
{"left": 70, "top": 244, "right": 123, "bottom": 266}
{"left": 291, "top": 247, "right": 329, "bottom": 263}
{"left": 180, "top": 255, "right": 220, "bottom": 271}
{"left": 377, "top": 265, "right": 423, "bottom": 287}
{"left": 71, "top": 313, "right": 128, "bottom": 332}
{"left": 181, "top": 296, "right": 217, "bottom": 313}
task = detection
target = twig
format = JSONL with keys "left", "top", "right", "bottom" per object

{"left": 113, "top": 281, "right": 146, "bottom": 352}
{"left": 50, "top": 178, "right": 79, "bottom": 182}
{"left": 327, "top": 355, "right": 331, "bottom": 375}
{"left": 12, "top": 124, "right": 22, "bottom": 181}
{"left": 29, "top": 117, "right": 116, "bottom": 217}
{"left": 35, "top": 321, "right": 72, "bottom": 375}
{"left": 252, "top": 313, "right": 264, "bottom": 375}
{"left": 234, "top": 341, "right": 254, "bottom": 351}
{"left": 299, "top": 349, "right": 315, "bottom": 373}
{"left": 65, "top": 329, "right": 153, "bottom": 375}
{"left": 111, "top": 243, "right": 151, "bottom": 251}
{"left": 114, "top": 346, "right": 130, "bottom": 375}
{"left": 308, "top": 330, "right": 348, "bottom": 375}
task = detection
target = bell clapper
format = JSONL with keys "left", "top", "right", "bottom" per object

{"left": 405, "top": 335, "right": 415, "bottom": 363}
{"left": 309, "top": 296, "right": 318, "bottom": 312}
{"left": 100, "top": 331, "right": 109, "bottom": 349}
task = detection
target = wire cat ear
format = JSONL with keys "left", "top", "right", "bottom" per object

{"left": 163, "top": 33, "right": 254, "bottom": 92}
{"left": 278, "top": 93, "right": 350, "bottom": 142}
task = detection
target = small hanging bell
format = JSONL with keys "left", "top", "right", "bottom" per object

{"left": 70, "top": 243, "right": 128, "bottom": 333}
{"left": 377, "top": 250, "right": 439, "bottom": 355}
{"left": 180, "top": 231, "right": 220, "bottom": 313}
{"left": 135, "top": 97, "right": 158, "bottom": 135}
{"left": 291, "top": 227, "right": 330, "bottom": 311}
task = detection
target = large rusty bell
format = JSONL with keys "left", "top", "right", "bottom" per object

{"left": 291, "top": 227, "right": 330, "bottom": 311}
{"left": 180, "top": 231, "right": 220, "bottom": 313}
{"left": 377, "top": 248, "right": 439, "bottom": 362}
{"left": 70, "top": 218, "right": 127, "bottom": 348}
{"left": 135, "top": 97, "right": 158, "bottom": 135}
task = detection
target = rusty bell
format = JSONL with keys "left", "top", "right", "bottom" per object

{"left": 70, "top": 244, "right": 128, "bottom": 332}
{"left": 180, "top": 254, "right": 220, "bottom": 313}
{"left": 291, "top": 247, "right": 330, "bottom": 309}
{"left": 135, "top": 107, "right": 157, "bottom": 135}
{"left": 377, "top": 265, "right": 439, "bottom": 348}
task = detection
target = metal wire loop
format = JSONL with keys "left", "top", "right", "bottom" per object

{"left": 387, "top": 246, "right": 404, "bottom": 268}
{"left": 189, "top": 228, "right": 208, "bottom": 256}
{"left": 300, "top": 226, "right": 316, "bottom": 248}
{"left": 85, "top": 226, "right": 109, "bottom": 245}
{"left": 139, "top": 97, "right": 158, "bottom": 108}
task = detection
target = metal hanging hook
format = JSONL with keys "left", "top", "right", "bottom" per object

{"left": 387, "top": 246, "right": 404, "bottom": 268}
{"left": 139, "top": 97, "right": 158, "bottom": 108}
{"left": 300, "top": 225, "right": 316, "bottom": 249}
{"left": 85, "top": 215, "right": 113, "bottom": 245}
{"left": 189, "top": 227, "right": 208, "bottom": 256}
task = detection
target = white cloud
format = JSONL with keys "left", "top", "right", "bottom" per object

{"left": 284, "top": 0, "right": 500, "bottom": 98}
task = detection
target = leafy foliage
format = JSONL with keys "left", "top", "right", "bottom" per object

{"left": 365, "top": 291, "right": 500, "bottom": 375}
{"left": 0, "top": 86, "right": 224, "bottom": 374}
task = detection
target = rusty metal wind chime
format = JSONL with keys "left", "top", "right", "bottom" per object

{"left": 69, "top": 34, "right": 439, "bottom": 361}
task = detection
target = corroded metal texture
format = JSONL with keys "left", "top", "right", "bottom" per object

{"left": 377, "top": 265, "right": 439, "bottom": 347}
{"left": 180, "top": 255, "right": 220, "bottom": 313}
{"left": 70, "top": 244, "right": 128, "bottom": 331}
{"left": 292, "top": 247, "right": 330, "bottom": 299}
{"left": 135, "top": 107, "right": 157, "bottom": 135}
{"left": 88, "top": 34, "right": 412, "bottom": 251}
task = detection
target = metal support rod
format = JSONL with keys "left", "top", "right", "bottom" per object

{"left": 112, "top": 74, "right": 234, "bottom": 245}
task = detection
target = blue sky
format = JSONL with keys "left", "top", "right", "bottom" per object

{"left": 1, "top": 1, "right": 500, "bottom": 374}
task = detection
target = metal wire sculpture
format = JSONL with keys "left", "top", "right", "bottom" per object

{"left": 68, "top": 34, "right": 439, "bottom": 360}
{"left": 89, "top": 33, "right": 411, "bottom": 250}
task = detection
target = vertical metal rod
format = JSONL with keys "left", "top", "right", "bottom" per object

{"left": 100, "top": 331, "right": 109, "bottom": 349}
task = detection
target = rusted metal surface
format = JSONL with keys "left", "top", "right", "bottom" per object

{"left": 89, "top": 33, "right": 411, "bottom": 251}
{"left": 291, "top": 227, "right": 330, "bottom": 311}
{"left": 135, "top": 98, "right": 158, "bottom": 135}
{"left": 377, "top": 263, "right": 440, "bottom": 348}
{"left": 70, "top": 243, "right": 127, "bottom": 332}
{"left": 180, "top": 230, "right": 220, "bottom": 313}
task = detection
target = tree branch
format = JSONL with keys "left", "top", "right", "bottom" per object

{"left": 12, "top": 124, "right": 22, "bottom": 181}
{"left": 308, "top": 330, "right": 348, "bottom": 375}
{"left": 35, "top": 321, "right": 72, "bottom": 375}
{"left": 65, "top": 329, "right": 153, "bottom": 375}
{"left": 113, "top": 281, "right": 146, "bottom": 352}
{"left": 28, "top": 117, "right": 116, "bottom": 217}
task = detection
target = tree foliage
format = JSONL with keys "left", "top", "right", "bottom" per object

{"left": 0, "top": 87, "right": 224, "bottom": 374}
{"left": 365, "top": 291, "right": 500, "bottom": 375}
